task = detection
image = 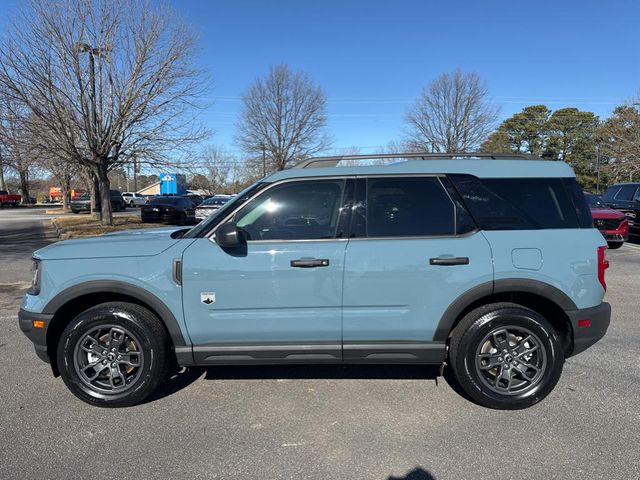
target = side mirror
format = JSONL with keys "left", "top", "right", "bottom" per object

{"left": 216, "top": 222, "right": 245, "bottom": 248}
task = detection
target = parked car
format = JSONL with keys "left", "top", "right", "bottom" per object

{"left": 18, "top": 153, "right": 610, "bottom": 409}
{"left": 0, "top": 190, "right": 22, "bottom": 207}
{"left": 121, "top": 192, "right": 147, "bottom": 208}
{"left": 601, "top": 182, "right": 640, "bottom": 239}
{"left": 183, "top": 194, "right": 205, "bottom": 206}
{"left": 70, "top": 190, "right": 125, "bottom": 213}
{"left": 195, "top": 195, "right": 232, "bottom": 221}
{"left": 584, "top": 192, "right": 628, "bottom": 249}
{"left": 141, "top": 196, "right": 195, "bottom": 225}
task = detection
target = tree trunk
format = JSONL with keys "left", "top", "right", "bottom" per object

{"left": 89, "top": 174, "right": 98, "bottom": 214}
{"left": 0, "top": 157, "right": 5, "bottom": 191}
{"left": 61, "top": 178, "right": 70, "bottom": 211}
{"left": 96, "top": 163, "right": 113, "bottom": 226}
{"left": 18, "top": 169, "right": 30, "bottom": 204}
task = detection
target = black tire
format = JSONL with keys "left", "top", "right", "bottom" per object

{"left": 72, "top": 210, "right": 79, "bottom": 214}
{"left": 57, "top": 302, "right": 170, "bottom": 407}
{"left": 607, "top": 242, "right": 623, "bottom": 249}
{"left": 130, "top": 200, "right": 135, "bottom": 208}
{"left": 449, "top": 302, "right": 564, "bottom": 410}
{"left": 177, "top": 212, "right": 187, "bottom": 226}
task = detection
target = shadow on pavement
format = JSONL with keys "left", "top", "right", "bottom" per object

{"left": 144, "top": 361, "right": 477, "bottom": 408}
{"left": 389, "top": 468, "right": 437, "bottom": 480}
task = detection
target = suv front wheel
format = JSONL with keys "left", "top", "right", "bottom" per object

{"left": 449, "top": 303, "right": 564, "bottom": 409}
{"left": 57, "top": 302, "right": 169, "bottom": 407}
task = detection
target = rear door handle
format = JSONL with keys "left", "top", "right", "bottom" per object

{"left": 429, "top": 257, "right": 469, "bottom": 266}
{"left": 290, "top": 258, "right": 330, "bottom": 268}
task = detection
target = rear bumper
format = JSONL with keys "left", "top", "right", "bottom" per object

{"left": 18, "top": 308, "right": 54, "bottom": 363}
{"left": 566, "top": 302, "right": 611, "bottom": 356}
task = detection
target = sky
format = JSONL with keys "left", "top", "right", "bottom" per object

{"left": 1, "top": 0, "right": 639, "bottom": 156}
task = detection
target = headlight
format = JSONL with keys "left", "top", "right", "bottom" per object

{"left": 27, "top": 259, "right": 41, "bottom": 295}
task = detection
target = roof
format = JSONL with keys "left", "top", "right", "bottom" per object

{"left": 264, "top": 155, "right": 576, "bottom": 182}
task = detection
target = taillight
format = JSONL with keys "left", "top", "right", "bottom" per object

{"left": 597, "top": 246, "right": 609, "bottom": 291}
{"left": 620, "top": 219, "right": 629, "bottom": 234}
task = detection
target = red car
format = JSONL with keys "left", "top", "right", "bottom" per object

{"left": 0, "top": 190, "right": 22, "bottom": 207}
{"left": 584, "top": 192, "right": 628, "bottom": 249}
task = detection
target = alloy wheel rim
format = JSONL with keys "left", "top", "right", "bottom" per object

{"left": 475, "top": 325, "right": 547, "bottom": 396}
{"left": 73, "top": 324, "right": 144, "bottom": 394}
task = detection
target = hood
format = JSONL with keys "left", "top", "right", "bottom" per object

{"left": 34, "top": 227, "right": 191, "bottom": 260}
{"left": 590, "top": 207, "right": 626, "bottom": 220}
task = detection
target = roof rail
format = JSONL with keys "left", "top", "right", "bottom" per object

{"left": 293, "top": 152, "right": 542, "bottom": 169}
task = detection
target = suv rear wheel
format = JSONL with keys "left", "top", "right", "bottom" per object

{"left": 449, "top": 302, "right": 564, "bottom": 409}
{"left": 57, "top": 302, "right": 169, "bottom": 407}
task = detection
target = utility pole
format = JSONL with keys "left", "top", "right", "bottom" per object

{"left": 261, "top": 143, "right": 266, "bottom": 177}
{"left": 596, "top": 144, "right": 601, "bottom": 195}
{"left": 133, "top": 153, "right": 138, "bottom": 192}
{"left": 76, "top": 43, "right": 109, "bottom": 216}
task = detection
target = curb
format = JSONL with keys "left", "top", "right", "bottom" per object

{"left": 43, "top": 218, "right": 62, "bottom": 240}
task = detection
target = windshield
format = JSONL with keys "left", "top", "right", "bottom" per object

{"left": 184, "top": 182, "right": 266, "bottom": 238}
{"left": 584, "top": 193, "right": 605, "bottom": 208}
{"left": 202, "top": 196, "right": 230, "bottom": 206}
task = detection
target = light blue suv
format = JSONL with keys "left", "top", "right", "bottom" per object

{"left": 18, "top": 153, "right": 611, "bottom": 409}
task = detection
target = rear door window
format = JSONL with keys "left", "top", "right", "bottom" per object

{"left": 602, "top": 186, "right": 620, "bottom": 200}
{"left": 365, "top": 177, "right": 455, "bottom": 237}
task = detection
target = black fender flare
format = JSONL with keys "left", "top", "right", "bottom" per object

{"left": 432, "top": 279, "right": 578, "bottom": 341}
{"left": 43, "top": 280, "right": 187, "bottom": 347}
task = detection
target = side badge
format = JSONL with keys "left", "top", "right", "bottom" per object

{"left": 201, "top": 292, "right": 216, "bottom": 305}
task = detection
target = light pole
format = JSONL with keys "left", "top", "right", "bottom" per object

{"left": 76, "top": 43, "right": 110, "bottom": 215}
{"left": 595, "top": 144, "right": 601, "bottom": 194}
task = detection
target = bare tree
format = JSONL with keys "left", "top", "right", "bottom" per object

{"left": 235, "top": 64, "right": 331, "bottom": 173}
{"left": 405, "top": 70, "right": 499, "bottom": 153}
{"left": 0, "top": 97, "right": 35, "bottom": 203}
{"left": 0, "top": 0, "right": 208, "bottom": 224}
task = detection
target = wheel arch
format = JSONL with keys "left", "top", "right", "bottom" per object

{"left": 43, "top": 281, "right": 187, "bottom": 375}
{"left": 434, "top": 279, "right": 576, "bottom": 356}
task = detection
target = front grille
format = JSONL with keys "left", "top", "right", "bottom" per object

{"left": 594, "top": 218, "right": 624, "bottom": 231}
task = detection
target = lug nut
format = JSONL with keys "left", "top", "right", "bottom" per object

{"left": 111, "top": 363, "right": 116, "bottom": 367}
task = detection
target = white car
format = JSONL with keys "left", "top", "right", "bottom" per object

{"left": 195, "top": 195, "right": 232, "bottom": 220}
{"left": 122, "top": 192, "right": 147, "bottom": 208}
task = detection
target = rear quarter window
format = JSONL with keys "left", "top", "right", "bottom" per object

{"left": 449, "top": 175, "right": 581, "bottom": 230}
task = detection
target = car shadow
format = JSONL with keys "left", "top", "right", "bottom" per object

{"left": 144, "top": 362, "right": 472, "bottom": 405}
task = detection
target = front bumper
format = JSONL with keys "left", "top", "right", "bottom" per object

{"left": 602, "top": 232, "right": 628, "bottom": 243}
{"left": 566, "top": 302, "right": 611, "bottom": 356}
{"left": 18, "top": 308, "right": 54, "bottom": 363}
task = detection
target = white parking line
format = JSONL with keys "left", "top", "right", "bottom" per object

{"left": 622, "top": 243, "right": 640, "bottom": 251}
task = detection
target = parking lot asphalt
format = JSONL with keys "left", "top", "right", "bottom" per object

{"left": 1, "top": 209, "right": 639, "bottom": 480}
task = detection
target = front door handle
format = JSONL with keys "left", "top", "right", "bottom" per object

{"left": 290, "top": 258, "right": 330, "bottom": 268}
{"left": 429, "top": 257, "right": 469, "bottom": 266}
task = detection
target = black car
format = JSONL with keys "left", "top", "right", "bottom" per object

{"left": 601, "top": 182, "right": 640, "bottom": 238}
{"left": 70, "top": 190, "right": 125, "bottom": 213}
{"left": 141, "top": 196, "right": 196, "bottom": 225}
{"left": 183, "top": 194, "right": 205, "bottom": 206}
